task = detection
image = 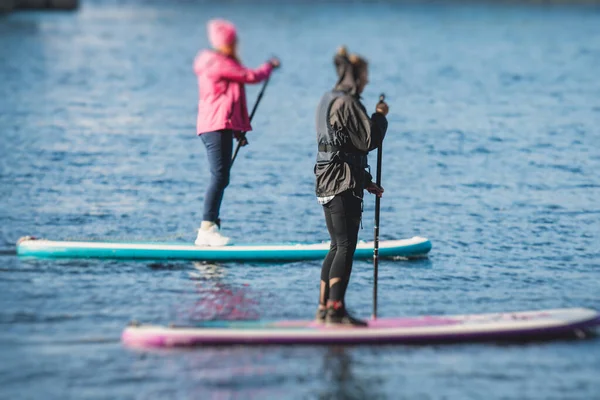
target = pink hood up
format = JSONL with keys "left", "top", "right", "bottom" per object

{"left": 194, "top": 50, "right": 273, "bottom": 135}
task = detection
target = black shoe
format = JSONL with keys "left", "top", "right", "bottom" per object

{"left": 326, "top": 306, "right": 368, "bottom": 327}
{"left": 315, "top": 307, "right": 327, "bottom": 323}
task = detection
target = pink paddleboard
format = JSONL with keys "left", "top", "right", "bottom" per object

{"left": 122, "top": 307, "right": 600, "bottom": 347}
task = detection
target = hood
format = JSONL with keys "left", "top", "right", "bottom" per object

{"left": 333, "top": 52, "right": 359, "bottom": 96}
{"left": 207, "top": 19, "right": 237, "bottom": 49}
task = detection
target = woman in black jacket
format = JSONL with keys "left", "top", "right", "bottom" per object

{"left": 314, "top": 47, "right": 389, "bottom": 326}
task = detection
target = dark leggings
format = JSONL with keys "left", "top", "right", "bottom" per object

{"left": 201, "top": 130, "right": 234, "bottom": 222}
{"left": 320, "top": 190, "right": 362, "bottom": 305}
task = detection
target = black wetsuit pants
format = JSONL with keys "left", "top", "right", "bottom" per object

{"left": 320, "top": 190, "right": 362, "bottom": 304}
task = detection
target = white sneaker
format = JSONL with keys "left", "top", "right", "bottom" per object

{"left": 194, "top": 225, "right": 231, "bottom": 246}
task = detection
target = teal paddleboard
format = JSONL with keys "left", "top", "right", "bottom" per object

{"left": 16, "top": 236, "right": 431, "bottom": 262}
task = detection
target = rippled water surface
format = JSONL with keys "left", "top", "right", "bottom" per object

{"left": 1, "top": 1, "right": 600, "bottom": 398}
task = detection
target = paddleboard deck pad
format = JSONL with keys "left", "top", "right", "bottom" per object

{"left": 122, "top": 308, "right": 600, "bottom": 347}
{"left": 16, "top": 236, "right": 431, "bottom": 262}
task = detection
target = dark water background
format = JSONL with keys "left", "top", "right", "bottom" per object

{"left": 1, "top": 1, "right": 599, "bottom": 398}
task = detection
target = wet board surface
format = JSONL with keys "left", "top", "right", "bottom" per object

{"left": 16, "top": 236, "right": 431, "bottom": 262}
{"left": 121, "top": 308, "right": 600, "bottom": 347}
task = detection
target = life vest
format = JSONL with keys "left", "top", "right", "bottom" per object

{"left": 315, "top": 91, "right": 367, "bottom": 169}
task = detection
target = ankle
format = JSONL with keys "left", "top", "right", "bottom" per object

{"left": 200, "top": 221, "right": 216, "bottom": 230}
{"left": 326, "top": 300, "right": 343, "bottom": 310}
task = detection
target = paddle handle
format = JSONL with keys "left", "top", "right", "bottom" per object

{"left": 373, "top": 93, "right": 385, "bottom": 320}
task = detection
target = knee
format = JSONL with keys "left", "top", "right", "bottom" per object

{"left": 220, "top": 174, "right": 230, "bottom": 188}
{"left": 336, "top": 238, "right": 353, "bottom": 249}
{"left": 212, "top": 171, "right": 230, "bottom": 189}
{"left": 336, "top": 239, "right": 358, "bottom": 256}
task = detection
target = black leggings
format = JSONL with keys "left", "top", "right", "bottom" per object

{"left": 320, "top": 190, "right": 362, "bottom": 304}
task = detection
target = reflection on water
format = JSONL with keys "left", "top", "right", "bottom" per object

{"left": 171, "top": 262, "right": 261, "bottom": 323}
{"left": 318, "top": 347, "right": 385, "bottom": 400}
{"left": 191, "top": 261, "right": 227, "bottom": 281}
{"left": 131, "top": 342, "right": 386, "bottom": 399}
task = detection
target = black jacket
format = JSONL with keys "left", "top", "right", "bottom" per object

{"left": 314, "top": 54, "right": 388, "bottom": 198}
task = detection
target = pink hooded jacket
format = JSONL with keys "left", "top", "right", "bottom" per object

{"left": 194, "top": 50, "right": 273, "bottom": 135}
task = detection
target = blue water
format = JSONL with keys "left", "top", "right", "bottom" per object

{"left": 1, "top": 0, "right": 600, "bottom": 398}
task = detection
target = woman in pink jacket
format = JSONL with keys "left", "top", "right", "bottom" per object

{"left": 193, "top": 19, "right": 279, "bottom": 246}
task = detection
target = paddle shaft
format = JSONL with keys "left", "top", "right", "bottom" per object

{"left": 230, "top": 76, "right": 271, "bottom": 168}
{"left": 373, "top": 93, "right": 385, "bottom": 320}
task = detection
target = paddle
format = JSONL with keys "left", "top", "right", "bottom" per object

{"left": 373, "top": 93, "right": 385, "bottom": 320}
{"left": 230, "top": 75, "right": 271, "bottom": 168}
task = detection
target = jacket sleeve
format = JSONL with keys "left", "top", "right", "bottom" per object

{"left": 216, "top": 59, "right": 273, "bottom": 84}
{"left": 335, "top": 97, "right": 388, "bottom": 152}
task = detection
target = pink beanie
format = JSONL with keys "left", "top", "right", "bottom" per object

{"left": 207, "top": 19, "right": 237, "bottom": 49}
